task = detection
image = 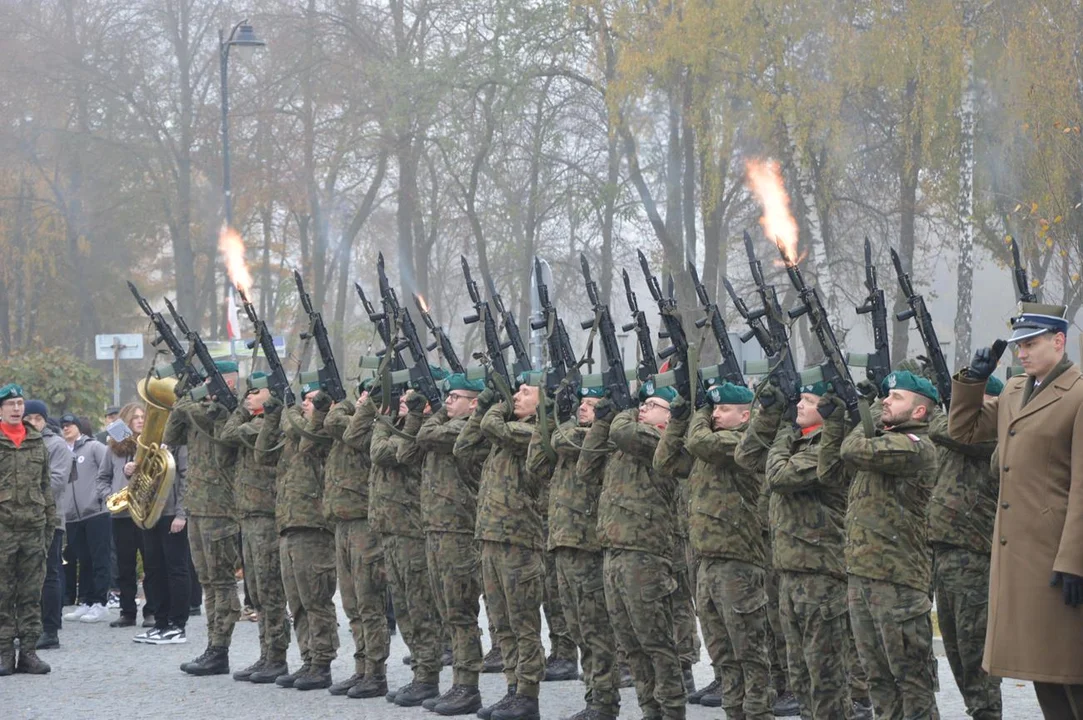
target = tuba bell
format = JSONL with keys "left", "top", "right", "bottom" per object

{"left": 106, "top": 376, "right": 178, "bottom": 530}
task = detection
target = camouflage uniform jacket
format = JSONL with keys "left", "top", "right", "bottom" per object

{"left": 528, "top": 420, "right": 599, "bottom": 553}
{"left": 323, "top": 401, "right": 372, "bottom": 522}
{"left": 926, "top": 413, "right": 998, "bottom": 554}
{"left": 0, "top": 422, "right": 58, "bottom": 531}
{"left": 589, "top": 409, "right": 688, "bottom": 559}
{"left": 763, "top": 413, "right": 849, "bottom": 579}
{"left": 257, "top": 404, "right": 332, "bottom": 535}
{"left": 417, "top": 406, "right": 480, "bottom": 535}
{"left": 670, "top": 408, "right": 764, "bottom": 565}
{"left": 369, "top": 412, "right": 425, "bottom": 539}
{"left": 475, "top": 402, "right": 542, "bottom": 550}
{"left": 218, "top": 407, "right": 277, "bottom": 518}
{"left": 162, "top": 398, "right": 238, "bottom": 518}
{"left": 840, "top": 414, "right": 939, "bottom": 592}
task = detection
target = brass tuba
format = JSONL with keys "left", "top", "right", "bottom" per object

{"left": 106, "top": 376, "right": 178, "bottom": 529}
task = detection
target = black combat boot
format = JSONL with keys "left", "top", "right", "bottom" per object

{"left": 293, "top": 663, "right": 332, "bottom": 690}
{"left": 481, "top": 645, "right": 503, "bottom": 673}
{"left": 543, "top": 654, "right": 578, "bottom": 681}
{"left": 491, "top": 693, "right": 540, "bottom": 720}
{"left": 565, "top": 710, "right": 615, "bottom": 720}
{"left": 700, "top": 682, "right": 723, "bottom": 707}
{"left": 434, "top": 684, "right": 483, "bottom": 716}
{"left": 424, "top": 685, "right": 457, "bottom": 711}
{"left": 274, "top": 661, "right": 310, "bottom": 687}
{"left": 35, "top": 632, "right": 59, "bottom": 650}
{"left": 328, "top": 672, "right": 364, "bottom": 696}
{"left": 109, "top": 614, "right": 137, "bottom": 628}
{"left": 233, "top": 656, "right": 266, "bottom": 681}
{"left": 180, "top": 644, "right": 213, "bottom": 674}
{"left": 186, "top": 646, "right": 229, "bottom": 676}
{"left": 687, "top": 677, "right": 719, "bottom": 704}
{"left": 16, "top": 648, "right": 51, "bottom": 675}
{"left": 394, "top": 681, "right": 440, "bottom": 706}
{"left": 347, "top": 673, "right": 388, "bottom": 699}
{"left": 249, "top": 658, "right": 288, "bottom": 684}
{"left": 0, "top": 647, "right": 14, "bottom": 677}
{"left": 478, "top": 684, "right": 517, "bottom": 720}
{"left": 773, "top": 689, "right": 801, "bottom": 716}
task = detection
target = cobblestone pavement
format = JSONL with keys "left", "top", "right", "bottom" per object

{"left": 7, "top": 585, "right": 1044, "bottom": 719}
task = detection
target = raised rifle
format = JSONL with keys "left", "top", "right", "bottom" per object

{"left": 781, "top": 251, "right": 862, "bottom": 423}
{"left": 415, "top": 295, "right": 465, "bottom": 374}
{"left": 483, "top": 269, "right": 533, "bottom": 380}
{"left": 637, "top": 250, "right": 695, "bottom": 403}
{"left": 128, "top": 282, "right": 204, "bottom": 393}
{"left": 891, "top": 249, "right": 952, "bottom": 408}
{"left": 581, "top": 255, "right": 634, "bottom": 410}
{"left": 163, "top": 298, "right": 238, "bottom": 411}
{"left": 237, "top": 287, "right": 294, "bottom": 406}
{"left": 376, "top": 253, "right": 442, "bottom": 409}
{"left": 529, "top": 256, "right": 580, "bottom": 417}
{"left": 1009, "top": 236, "right": 1038, "bottom": 303}
{"left": 688, "top": 261, "right": 746, "bottom": 387}
{"left": 461, "top": 256, "right": 513, "bottom": 391}
{"left": 354, "top": 280, "right": 405, "bottom": 407}
{"left": 848, "top": 237, "right": 892, "bottom": 394}
{"left": 621, "top": 268, "right": 658, "bottom": 382}
{"left": 294, "top": 271, "right": 345, "bottom": 402}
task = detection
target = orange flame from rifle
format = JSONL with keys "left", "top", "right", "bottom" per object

{"left": 218, "top": 224, "right": 252, "bottom": 294}
{"left": 745, "top": 159, "right": 800, "bottom": 265}
{"left": 417, "top": 294, "right": 429, "bottom": 312}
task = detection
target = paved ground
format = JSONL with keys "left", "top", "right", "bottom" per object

{"left": 8, "top": 587, "right": 1044, "bottom": 719}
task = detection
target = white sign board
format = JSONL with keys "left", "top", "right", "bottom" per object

{"left": 95, "top": 334, "right": 145, "bottom": 361}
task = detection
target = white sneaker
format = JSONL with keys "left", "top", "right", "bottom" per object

{"left": 79, "top": 603, "right": 110, "bottom": 623}
{"left": 64, "top": 604, "right": 91, "bottom": 621}
{"left": 147, "top": 626, "right": 186, "bottom": 645}
{"left": 133, "top": 628, "right": 160, "bottom": 644}
{"left": 106, "top": 592, "right": 121, "bottom": 609}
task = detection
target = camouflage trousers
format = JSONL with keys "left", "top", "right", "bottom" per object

{"left": 481, "top": 540, "right": 545, "bottom": 697}
{"left": 280, "top": 528, "right": 339, "bottom": 665}
{"left": 0, "top": 524, "right": 47, "bottom": 648}
{"left": 337, "top": 519, "right": 389, "bottom": 676}
{"left": 698, "top": 557, "right": 772, "bottom": 720}
{"left": 848, "top": 576, "right": 939, "bottom": 720}
{"left": 604, "top": 548, "right": 685, "bottom": 719}
{"left": 543, "top": 544, "right": 577, "bottom": 661}
{"left": 240, "top": 516, "right": 289, "bottom": 663}
{"left": 554, "top": 547, "right": 620, "bottom": 717}
{"left": 778, "top": 571, "right": 854, "bottom": 719}
{"left": 188, "top": 515, "right": 241, "bottom": 648}
{"left": 426, "top": 531, "right": 482, "bottom": 685}
{"left": 764, "top": 556, "right": 789, "bottom": 694}
{"left": 384, "top": 533, "right": 441, "bottom": 684}
{"left": 933, "top": 547, "right": 1001, "bottom": 720}
{"left": 673, "top": 538, "right": 701, "bottom": 669}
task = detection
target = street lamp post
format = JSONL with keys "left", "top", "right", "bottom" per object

{"left": 218, "top": 19, "right": 265, "bottom": 229}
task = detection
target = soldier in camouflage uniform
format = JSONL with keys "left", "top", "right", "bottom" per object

{"left": 527, "top": 387, "right": 620, "bottom": 720}
{"left": 472, "top": 381, "right": 545, "bottom": 720}
{"left": 0, "top": 383, "right": 57, "bottom": 676}
{"left": 538, "top": 476, "right": 579, "bottom": 684}
{"left": 163, "top": 361, "right": 242, "bottom": 676}
{"left": 584, "top": 385, "right": 689, "bottom": 720}
{"left": 928, "top": 376, "right": 1003, "bottom": 720}
{"left": 256, "top": 380, "right": 338, "bottom": 691}
{"left": 218, "top": 372, "right": 290, "bottom": 684}
{"left": 371, "top": 388, "right": 442, "bottom": 707}
{"left": 414, "top": 373, "right": 488, "bottom": 715}
{"left": 735, "top": 380, "right": 856, "bottom": 719}
{"left": 840, "top": 370, "right": 941, "bottom": 720}
{"left": 671, "top": 476, "right": 700, "bottom": 697}
{"left": 322, "top": 378, "right": 390, "bottom": 698}
{"left": 660, "top": 383, "right": 771, "bottom": 720}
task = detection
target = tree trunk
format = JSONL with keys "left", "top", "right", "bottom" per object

{"left": 892, "top": 79, "right": 923, "bottom": 366}
{"left": 953, "top": 1, "right": 977, "bottom": 369}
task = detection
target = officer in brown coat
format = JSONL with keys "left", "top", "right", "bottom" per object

{"left": 949, "top": 303, "right": 1083, "bottom": 718}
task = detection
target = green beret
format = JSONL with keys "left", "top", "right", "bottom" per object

{"left": 640, "top": 379, "right": 677, "bottom": 405}
{"left": 984, "top": 375, "right": 1004, "bottom": 397}
{"left": 215, "top": 360, "right": 239, "bottom": 374}
{"left": 300, "top": 378, "right": 325, "bottom": 396}
{"left": 706, "top": 382, "right": 754, "bottom": 406}
{"left": 444, "top": 373, "right": 485, "bottom": 393}
{"left": 357, "top": 377, "right": 376, "bottom": 394}
{"left": 429, "top": 364, "right": 450, "bottom": 381}
{"left": 579, "top": 386, "right": 605, "bottom": 399}
{"left": 246, "top": 371, "right": 268, "bottom": 393}
{"left": 800, "top": 380, "right": 831, "bottom": 397}
{"left": 882, "top": 370, "right": 939, "bottom": 404}
{"left": 0, "top": 383, "right": 24, "bottom": 402}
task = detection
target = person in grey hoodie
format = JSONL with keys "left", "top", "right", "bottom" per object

{"left": 58, "top": 414, "right": 111, "bottom": 624}
{"left": 97, "top": 403, "right": 156, "bottom": 629}
{"left": 22, "top": 400, "right": 71, "bottom": 649}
